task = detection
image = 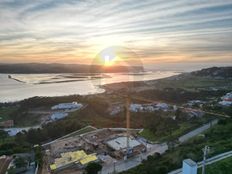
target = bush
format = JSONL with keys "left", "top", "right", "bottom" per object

{"left": 85, "top": 162, "right": 102, "bottom": 174}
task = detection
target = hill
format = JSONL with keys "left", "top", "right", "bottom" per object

{"left": 191, "top": 66, "right": 232, "bottom": 78}
{"left": 0, "top": 63, "right": 143, "bottom": 74}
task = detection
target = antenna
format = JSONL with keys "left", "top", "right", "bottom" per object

{"left": 126, "top": 96, "right": 131, "bottom": 158}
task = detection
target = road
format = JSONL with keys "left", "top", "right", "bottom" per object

{"left": 101, "top": 143, "right": 168, "bottom": 174}
{"left": 0, "top": 156, "right": 12, "bottom": 174}
{"left": 168, "top": 150, "right": 232, "bottom": 174}
{"left": 100, "top": 119, "right": 219, "bottom": 174}
{"left": 178, "top": 119, "right": 218, "bottom": 143}
{"left": 40, "top": 118, "right": 219, "bottom": 174}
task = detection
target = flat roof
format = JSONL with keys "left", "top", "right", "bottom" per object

{"left": 80, "top": 154, "right": 97, "bottom": 165}
{"left": 106, "top": 136, "right": 141, "bottom": 151}
{"left": 50, "top": 150, "right": 97, "bottom": 170}
{"left": 183, "top": 159, "right": 197, "bottom": 167}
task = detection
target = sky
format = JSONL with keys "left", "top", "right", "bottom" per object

{"left": 0, "top": 0, "right": 232, "bottom": 69}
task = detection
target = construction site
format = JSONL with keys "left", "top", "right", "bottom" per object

{"left": 43, "top": 127, "right": 147, "bottom": 173}
{"left": 40, "top": 95, "right": 149, "bottom": 173}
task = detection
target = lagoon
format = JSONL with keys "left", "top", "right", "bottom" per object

{"left": 0, "top": 71, "right": 179, "bottom": 102}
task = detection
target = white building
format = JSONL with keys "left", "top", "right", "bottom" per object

{"left": 221, "top": 92, "right": 232, "bottom": 101}
{"left": 219, "top": 100, "right": 232, "bottom": 106}
{"left": 129, "top": 104, "right": 143, "bottom": 112}
{"left": 156, "top": 103, "right": 169, "bottom": 111}
{"left": 51, "top": 102, "right": 83, "bottom": 110}
{"left": 106, "top": 136, "right": 141, "bottom": 151}
{"left": 187, "top": 100, "right": 206, "bottom": 107}
{"left": 110, "top": 106, "right": 122, "bottom": 115}
{"left": 51, "top": 112, "right": 68, "bottom": 121}
{"left": 130, "top": 103, "right": 169, "bottom": 112}
{"left": 219, "top": 92, "right": 232, "bottom": 106}
{"left": 182, "top": 159, "right": 197, "bottom": 174}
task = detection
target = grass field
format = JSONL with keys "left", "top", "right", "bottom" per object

{"left": 139, "top": 117, "right": 212, "bottom": 143}
{"left": 139, "top": 123, "right": 199, "bottom": 143}
{"left": 154, "top": 75, "right": 232, "bottom": 91}
{"left": 121, "top": 120, "right": 232, "bottom": 174}
{"left": 60, "top": 126, "right": 97, "bottom": 139}
{"left": 139, "top": 129, "right": 157, "bottom": 142}
{"left": 198, "top": 157, "right": 232, "bottom": 174}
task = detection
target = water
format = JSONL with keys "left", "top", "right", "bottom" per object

{"left": 0, "top": 71, "right": 179, "bottom": 102}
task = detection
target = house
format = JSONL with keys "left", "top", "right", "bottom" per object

{"left": 219, "top": 92, "right": 232, "bottom": 106}
{"left": 187, "top": 111, "right": 204, "bottom": 118}
{"left": 130, "top": 103, "right": 169, "bottom": 112}
{"left": 219, "top": 100, "right": 232, "bottom": 106}
{"left": 221, "top": 92, "right": 232, "bottom": 101}
{"left": 0, "top": 120, "right": 14, "bottom": 128}
{"left": 156, "top": 103, "right": 169, "bottom": 111}
{"left": 51, "top": 112, "right": 68, "bottom": 121}
{"left": 51, "top": 102, "right": 83, "bottom": 110}
{"left": 187, "top": 100, "right": 206, "bottom": 107}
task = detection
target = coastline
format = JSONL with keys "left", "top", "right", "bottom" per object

{"left": 0, "top": 71, "right": 180, "bottom": 103}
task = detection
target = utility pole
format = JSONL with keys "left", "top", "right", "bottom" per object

{"left": 126, "top": 96, "right": 130, "bottom": 158}
{"left": 113, "top": 160, "right": 116, "bottom": 174}
{"left": 202, "top": 146, "right": 210, "bottom": 174}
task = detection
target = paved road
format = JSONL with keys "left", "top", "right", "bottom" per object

{"left": 100, "top": 119, "right": 219, "bottom": 174}
{"left": 41, "top": 119, "right": 219, "bottom": 174}
{"left": 101, "top": 143, "right": 168, "bottom": 174}
{"left": 168, "top": 150, "right": 232, "bottom": 174}
{"left": 0, "top": 156, "right": 12, "bottom": 174}
{"left": 178, "top": 119, "right": 218, "bottom": 143}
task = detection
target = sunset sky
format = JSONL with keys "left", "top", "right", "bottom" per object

{"left": 0, "top": 0, "right": 232, "bottom": 68}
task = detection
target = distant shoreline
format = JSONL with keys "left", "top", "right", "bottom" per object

{"left": 1, "top": 66, "right": 231, "bottom": 103}
{"left": 0, "top": 71, "right": 180, "bottom": 103}
{"left": 0, "top": 63, "right": 144, "bottom": 74}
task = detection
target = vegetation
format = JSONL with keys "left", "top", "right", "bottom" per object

{"left": 0, "top": 67, "right": 231, "bottom": 173}
{"left": 0, "top": 117, "right": 83, "bottom": 155}
{"left": 0, "top": 130, "right": 9, "bottom": 142}
{"left": 0, "top": 63, "right": 143, "bottom": 73}
{"left": 121, "top": 119, "right": 232, "bottom": 174}
{"left": 85, "top": 162, "right": 102, "bottom": 174}
{"left": 139, "top": 110, "right": 213, "bottom": 143}
{"left": 198, "top": 157, "right": 232, "bottom": 174}
{"left": 34, "top": 145, "right": 43, "bottom": 167}
{"left": 153, "top": 74, "right": 232, "bottom": 91}
{"left": 136, "top": 87, "right": 229, "bottom": 104}
{"left": 0, "top": 141, "right": 31, "bottom": 156}
{"left": 15, "top": 119, "right": 82, "bottom": 145}
{"left": 0, "top": 104, "right": 39, "bottom": 126}
{"left": 192, "top": 67, "right": 232, "bottom": 78}
{"left": 61, "top": 126, "right": 96, "bottom": 139}
{"left": 0, "top": 106, "right": 18, "bottom": 121}
{"left": 14, "top": 156, "right": 28, "bottom": 168}
{"left": 7, "top": 156, "right": 29, "bottom": 174}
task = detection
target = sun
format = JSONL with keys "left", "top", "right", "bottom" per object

{"left": 103, "top": 55, "right": 116, "bottom": 66}
{"left": 99, "top": 48, "right": 118, "bottom": 66}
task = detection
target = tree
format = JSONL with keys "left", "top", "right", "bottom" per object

{"left": 14, "top": 157, "right": 28, "bottom": 168}
{"left": 0, "top": 130, "right": 8, "bottom": 142}
{"left": 7, "top": 167, "right": 16, "bottom": 174}
{"left": 85, "top": 162, "right": 102, "bottom": 174}
{"left": 34, "top": 145, "right": 43, "bottom": 167}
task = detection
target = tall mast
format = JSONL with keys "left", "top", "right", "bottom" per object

{"left": 126, "top": 96, "right": 130, "bottom": 157}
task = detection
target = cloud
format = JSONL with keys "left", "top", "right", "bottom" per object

{"left": 0, "top": 0, "right": 232, "bottom": 64}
